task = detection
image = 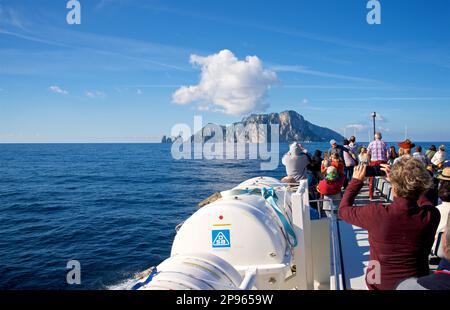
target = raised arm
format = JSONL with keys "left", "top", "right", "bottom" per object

{"left": 338, "top": 165, "right": 378, "bottom": 229}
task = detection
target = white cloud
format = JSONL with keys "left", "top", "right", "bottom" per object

{"left": 172, "top": 49, "right": 277, "bottom": 116}
{"left": 136, "top": 89, "right": 143, "bottom": 95}
{"left": 86, "top": 90, "right": 106, "bottom": 99}
{"left": 49, "top": 86, "right": 68, "bottom": 95}
{"left": 346, "top": 124, "right": 367, "bottom": 131}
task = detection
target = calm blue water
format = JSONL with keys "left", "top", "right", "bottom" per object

{"left": 0, "top": 142, "right": 448, "bottom": 289}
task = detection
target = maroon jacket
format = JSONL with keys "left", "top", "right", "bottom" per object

{"left": 339, "top": 179, "right": 440, "bottom": 290}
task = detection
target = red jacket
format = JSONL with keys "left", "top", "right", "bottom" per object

{"left": 339, "top": 179, "right": 440, "bottom": 290}
{"left": 317, "top": 176, "right": 345, "bottom": 196}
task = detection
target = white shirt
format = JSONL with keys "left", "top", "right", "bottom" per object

{"left": 413, "top": 152, "right": 429, "bottom": 165}
{"left": 436, "top": 202, "right": 450, "bottom": 234}
{"left": 431, "top": 151, "right": 446, "bottom": 166}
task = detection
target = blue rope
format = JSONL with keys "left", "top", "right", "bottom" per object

{"left": 221, "top": 187, "right": 298, "bottom": 248}
{"left": 131, "top": 268, "right": 158, "bottom": 290}
{"left": 261, "top": 188, "right": 298, "bottom": 248}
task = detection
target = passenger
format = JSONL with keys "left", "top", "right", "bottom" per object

{"left": 426, "top": 145, "right": 437, "bottom": 162}
{"left": 327, "top": 139, "right": 347, "bottom": 159}
{"left": 317, "top": 166, "right": 345, "bottom": 197}
{"left": 387, "top": 146, "right": 398, "bottom": 166}
{"left": 413, "top": 145, "right": 429, "bottom": 165}
{"left": 281, "top": 142, "right": 311, "bottom": 183}
{"left": 321, "top": 153, "right": 331, "bottom": 175}
{"left": 436, "top": 169, "right": 450, "bottom": 235}
{"left": 339, "top": 158, "right": 440, "bottom": 290}
{"left": 358, "top": 146, "right": 369, "bottom": 164}
{"left": 317, "top": 166, "right": 345, "bottom": 216}
{"left": 396, "top": 214, "right": 450, "bottom": 290}
{"left": 398, "top": 139, "right": 415, "bottom": 155}
{"left": 349, "top": 135, "right": 357, "bottom": 147}
{"left": 349, "top": 136, "right": 359, "bottom": 154}
{"left": 343, "top": 139, "right": 358, "bottom": 189}
{"left": 393, "top": 140, "right": 415, "bottom": 165}
{"left": 431, "top": 145, "right": 447, "bottom": 167}
{"left": 429, "top": 170, "right": 449, "bottom": 254}
{"left": 308, "top": 150, "right": 324, "bottom": 182}
{"left": 426, "top": 164, "right": 440, "bottom": 207}
{"left": 367, "top": 132, "right": 389, "bottom": 200}
{"left": 330, "top": 153, "right": 345, "bottom": 176}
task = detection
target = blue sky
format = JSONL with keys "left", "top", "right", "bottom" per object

{"left": 0, "top": 0, "right": 449, "bottom": 142}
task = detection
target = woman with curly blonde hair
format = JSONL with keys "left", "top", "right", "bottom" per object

{"left": 339, "top": 157, "right": 440, "bottom": 290}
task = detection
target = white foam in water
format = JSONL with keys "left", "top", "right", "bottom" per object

{"left": 107, "top": 276, "right": 139, "bottom": 290}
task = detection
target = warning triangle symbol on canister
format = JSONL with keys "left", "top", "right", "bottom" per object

{"left": 212, "top": 232, "right": 230, "bottom": 246}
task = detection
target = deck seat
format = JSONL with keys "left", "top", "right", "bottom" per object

{"left": 377, "top": 178, "right": 385, "bottom": 193}
{"left": 388, "top": 189, "right": 394, "bottom": 201}
{"left": 382, "top": 183, "right": 392, "bottom": 198}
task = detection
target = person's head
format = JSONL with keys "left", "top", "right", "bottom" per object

{"left": 330, "top": 139, "right": 337, "bottom": 149}
{"left": 398, "top": 139, "right": 415, "bottom": 154}
{"left": 415, "top": 145, "right": 422, "bottom": 153}
{"left": 314, "top": 150, "right": 322, "bottom": 158}
{"left": 438, "top": 180, "right": 450, "bottom": 203}
{"left": 374, "top": 132, "right": 382, "bottom": 140}
{"left": 325, "top": 166, "right": 338, "bottom": 181}
{"left": 349, "top": 136, "right": 356, "bottom": 144}
{"left": 343, "top": 139, "right": 350, "bottom": 146}
{"left": 331, "top": 153, "right": 340, "bottom": 162}
{"left": 439, "top": 145, "right": 446, "bottom": 152}
{"left": 389, "top": 157, "right": 432, "bottom": 200}
{"left": 404, "top": 148, "right": 411, "bottom": 155}
{"left": 429, "top": 145, "right": 437, "bottom": 152}
{"left": 323, "top": 152, "right": 329, "bottom": 160}
{"left": 389, "top": 146, "right": 397, "bottom": 159}
{"left": 289, "top": 142, "right": 302, "bottom": 156}
{"left": 360, "top": 147, "right": 366, "bottom": 154}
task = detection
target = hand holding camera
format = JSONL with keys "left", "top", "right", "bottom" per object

{"left": 353, "top": 163, "right": 391, "bottom": 181}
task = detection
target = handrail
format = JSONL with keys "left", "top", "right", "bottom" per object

{"left": 329, "top": 202, "right": 346, "bottom": 290}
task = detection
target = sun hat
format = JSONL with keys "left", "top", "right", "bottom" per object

{"left": 437, "top": 167, "right": 450, "bottom": 181}
{"left": 289, "top": 142, "right": 302, "bottom": 156}
{"left": 398, "top": 139, "right": 415, "bottom": 149}
{"left": 330, "top": 139, "right": 337, "bottom": 146}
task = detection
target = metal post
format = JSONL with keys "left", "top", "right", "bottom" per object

{"left": 372, "top": 112, "right": 377, "bottom": 137}
{"left": 239, "top": 267, "right": 258, "bottom": 290}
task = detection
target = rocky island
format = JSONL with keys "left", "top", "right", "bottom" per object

{"left": 191, "top": 110, "right": 343, "bottom": 143}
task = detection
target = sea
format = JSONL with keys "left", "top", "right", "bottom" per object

{"left": 0, "top": 141, "right": 448, "bottom": 289}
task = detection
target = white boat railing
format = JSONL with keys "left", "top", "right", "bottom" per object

{"left": 292, "top": 181, "right": 346, "bottom": 290}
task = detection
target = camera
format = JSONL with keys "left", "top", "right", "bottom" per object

{"left": 365, "top": 165, "right": 386, "bottom": 177}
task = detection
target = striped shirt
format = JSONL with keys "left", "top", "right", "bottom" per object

{"left": 367, "top": 140, "right": 388, "bottom": 162}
